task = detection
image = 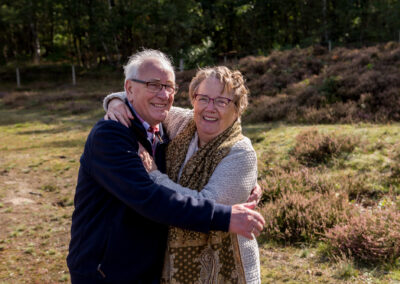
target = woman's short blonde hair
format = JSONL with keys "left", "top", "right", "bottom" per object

{"left": 188, "top": 66, "right": 249, "bottom": 116}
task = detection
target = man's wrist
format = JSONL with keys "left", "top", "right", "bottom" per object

{"left": 209, "top": 204, "right": 231, "bottom": 232}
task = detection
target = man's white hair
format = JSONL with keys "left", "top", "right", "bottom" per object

{"left": 123, "top": 49, "right": 175, "bottom": 83}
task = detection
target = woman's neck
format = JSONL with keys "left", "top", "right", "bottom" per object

{"left": 197, "top": 133, "right": 210, "bottom": 148}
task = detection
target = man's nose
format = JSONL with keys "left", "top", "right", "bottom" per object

{"left": 157, "top": 86, "right": 169, "bottom": 99}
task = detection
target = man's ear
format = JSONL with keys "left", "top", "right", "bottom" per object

{"left": 125, "top": 80, "right": 134, "bottom": 96}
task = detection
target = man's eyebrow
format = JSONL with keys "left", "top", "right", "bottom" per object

{"left": 148, "top": 78, "right": 161, "bottom": 82}
{"left": 148, "top": 78, "right": 175, "bottom": 85}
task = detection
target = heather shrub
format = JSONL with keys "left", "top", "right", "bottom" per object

{"left": 338, "top": 174, "right": 384, "bottom": 204}
{"left": 290, "top": 129, "right": 358, "bottom": 166}
{"left": 324, "top": 208, "right": 400, "bottom": 265}
{"left": 389, "top": 143, "right": 400, "bottom": 183}
{"left": 239, "top": 47, "right": 323, "bottom": 98}
{"left": 294, "top": 101, "right": 364, "bottom": 124}
{"left": 244, "top": 94, "right": 295, "bottom": 123}
{"left": 260, "top": 190, "right": 353, "bottom": 244}
{"left": 259, "top": 167, "right": 335, "bottom": 202}
{"left": 239, "top": 43, "right": 400, "bottom": 123}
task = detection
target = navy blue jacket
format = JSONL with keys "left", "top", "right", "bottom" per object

{"left": 67, "top": 106, "right": 231, "bottom": 283}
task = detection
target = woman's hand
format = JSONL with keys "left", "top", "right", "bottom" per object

{"left": 138, "top": 143, "right": 158, "bottom": 172}
{"left": 247, "top": 183, "right": 263, "bottom": 204}
{"left": 104, "top": 98, "right": 133, "bottom": 127}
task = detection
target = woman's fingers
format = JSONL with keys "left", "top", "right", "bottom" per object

{"left": 106, "top": 111, "right": 118, "bottom": 122}
{"left": 115, "top": 112, "right": 131, "bottom": 128}
{"left": 123, "top": 106, "right": 134, "bottom": 120}
{"left": 247, "top": 183, "right": 262, "bottom": 204}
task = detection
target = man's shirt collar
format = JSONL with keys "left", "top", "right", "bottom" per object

{"left": 127, "top": 101, "right": 160, "bottom": 134}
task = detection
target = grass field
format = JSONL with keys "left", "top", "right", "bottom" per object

{"left": 1, "top": 80, "right": 400, "bottom": 283}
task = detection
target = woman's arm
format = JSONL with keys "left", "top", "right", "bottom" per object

{"left": 103, "top": 91, "right": 126, "bottom": 111}
{"left": 149, "top": 138, "right": 257, "bottom": 205}
{"left": 103, "top": 92, "right": 194, "bottom": 139}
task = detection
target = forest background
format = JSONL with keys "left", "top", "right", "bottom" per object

{"left": 2, "top": 0, "right": 400, "bottom": 283}
{"left": 2, "top": 0, "right": 400, "bottom": 67}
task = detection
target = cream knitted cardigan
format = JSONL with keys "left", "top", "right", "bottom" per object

{"left": 104, "top": 93, "right": 261, "bottom": 284}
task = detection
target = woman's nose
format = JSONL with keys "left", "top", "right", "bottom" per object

{"left": 205, "top": 99, "right": 216, "bottom": 110}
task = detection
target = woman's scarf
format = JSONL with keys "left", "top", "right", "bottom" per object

{"left": 161, "top": 118, "right": 246, "bottom": 284}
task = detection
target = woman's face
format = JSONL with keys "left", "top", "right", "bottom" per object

{"left": 193, "top": 77, "right": 238, "bottom": 146}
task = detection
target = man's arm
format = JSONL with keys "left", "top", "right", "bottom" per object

{"left": 148, "top": 139, "right": 257, "bottom": 205}
{"left": 85, "top": 120, "right": 264, "bottom": 237}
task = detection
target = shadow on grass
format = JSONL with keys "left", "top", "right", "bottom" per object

{"left": 1, "top": 138, "right": 86, "bottom": 152}
{"left": 43, "top": 139, "right": 86, "bottom": 148}
{"left": 242, "top": 122, "right": 285, "bottom": 134}
{"left": 16, "top": 126, "right": 75, "bottom": 135}
{"left": 0, "top": 104, "right": 102, "bottom": 127}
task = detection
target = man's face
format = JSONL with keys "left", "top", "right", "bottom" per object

{"left": 125, "top": 59, "right": 175, "bottom": 126}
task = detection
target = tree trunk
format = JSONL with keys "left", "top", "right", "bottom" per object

{"left": 323, "top": 0, "right": 328, "bottom": 42}
{"left": 29, "top": 0, "right": 40, "bottom": 64}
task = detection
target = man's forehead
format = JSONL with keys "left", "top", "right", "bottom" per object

{"left": 139, "top": 59, "right": 174, "bottom": 80}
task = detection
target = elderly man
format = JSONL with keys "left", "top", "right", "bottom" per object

{"left": 67, "top": 49, "right": 264, "bottom": 283}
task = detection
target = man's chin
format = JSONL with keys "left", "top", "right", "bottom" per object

{"left": 152, "top": 111, "right": 169, "bottom": 123}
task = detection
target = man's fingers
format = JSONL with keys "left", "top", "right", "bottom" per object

{"left": 254, "top": 220, "right": 264, "bottom": 232}
{"left": 252, "top": 229, "right": 260, "bottom": 238}
{"left": 229, "top": 203, "right": 265, "bottom": 240}
{"left": 253, "top": 211, "right": 265, "bottom": 227}
{"left": 242, "top": 201, "right": 257, "bottom": 210}
{"left": 242, "top": 231, "right": 254, "bottom": 240}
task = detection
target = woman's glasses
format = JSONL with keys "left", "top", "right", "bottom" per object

{"left": 194, "top": 94, "right": 233, "bottom": 108}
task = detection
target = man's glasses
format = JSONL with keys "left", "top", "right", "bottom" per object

{"left": 130, "top": 78, "right": 178, "bottom": 94}
{"left": 194, "top": 94, "right": 233, "bottom": 108}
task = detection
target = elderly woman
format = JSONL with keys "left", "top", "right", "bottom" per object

{"left": 104, "top": 66, "right": 260, "bottom": 283}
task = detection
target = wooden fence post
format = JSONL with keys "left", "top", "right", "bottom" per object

{"left": 16, "top": 67, "right": 21, "bottom": 87}
{"left": 179, "top": 59, "right": 184, "bottom": 72}
{"left": 72, "top": 65, "right": 76, "bottom": 85}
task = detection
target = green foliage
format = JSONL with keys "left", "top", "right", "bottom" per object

{"left": 183, "top": 37, "right": 214, "bottom": 68}
{"left": 320, "top": 77, "right": 341, "bottom": 104}
{"left": 2, "top": 0, "right": 400, "bottom": 66}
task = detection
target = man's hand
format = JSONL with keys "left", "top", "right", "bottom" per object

{"left": 247, "top": 183, "right": 263, "bottom": 204}
{"left": 104, "top": 98, "right": 133, "bottom": 127}
{"left": 229, "top": 201, "right": 265, "bottom": 240}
